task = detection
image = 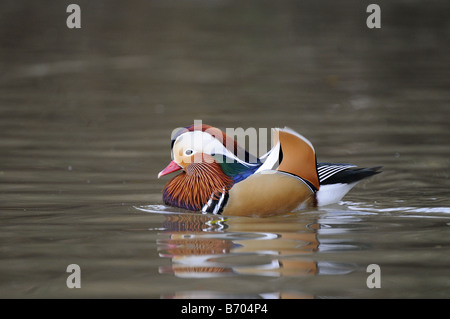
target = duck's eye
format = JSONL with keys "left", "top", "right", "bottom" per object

{"left": 184, "top": 149, "right": 195, "bottom": 156}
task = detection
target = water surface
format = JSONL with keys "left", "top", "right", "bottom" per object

{"left": 0, "top": 0, "right": 449, "bottom": 298}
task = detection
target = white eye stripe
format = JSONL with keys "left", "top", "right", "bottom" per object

{"left": 175, "top": 131, "right": 226, "bottom": 157}
{"left": 173, "top": 131, "right": 257, "bottom": 167}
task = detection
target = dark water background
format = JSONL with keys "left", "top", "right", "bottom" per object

{"left": 0, "top": 0, "right": 449, "bottom": 298}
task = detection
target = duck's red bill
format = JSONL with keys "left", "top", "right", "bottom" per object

{"left": 158, "top": 160, "right": 182, "bottom": 178}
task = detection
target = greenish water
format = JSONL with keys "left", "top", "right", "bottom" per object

{"left": 0, "top": 0, "right": 449, "bottom": 298}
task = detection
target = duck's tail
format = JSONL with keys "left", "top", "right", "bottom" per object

{"left": 316, "top": 164, "right": 382, "bottom": 206}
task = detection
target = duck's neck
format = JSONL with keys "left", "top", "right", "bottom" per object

{"left": 163, "top": 161, "right": 234, "bottom": 211}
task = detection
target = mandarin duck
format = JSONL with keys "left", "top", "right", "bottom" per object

{"left": 158, "top": 124, "right": 381, "bottom": 217}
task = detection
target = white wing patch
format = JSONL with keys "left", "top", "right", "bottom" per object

{"left": 255, "top": 141, "right": 280, "bottom": 173}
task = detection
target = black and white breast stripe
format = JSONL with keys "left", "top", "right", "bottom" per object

{"left": 201, "top": 187, "right": 229, "bottom": 215}
{"left": 317, "top": 163, "right": 356, "bottom": 184}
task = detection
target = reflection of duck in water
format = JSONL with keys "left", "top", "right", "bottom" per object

{"left": 158, "top": 214, "right": 320, "bottom": 278}
{"left": 158, "top": 124, "right": 381, "bottom": 216}
{"left": 159, "top": 214, "right": 236, "bottom": 276}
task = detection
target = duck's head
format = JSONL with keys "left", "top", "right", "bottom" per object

{"left": 158, "top": 124, "right": 241, "bottom": 178}
{"left": 158, "top": 124, "right": 257, "bottom": 211}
